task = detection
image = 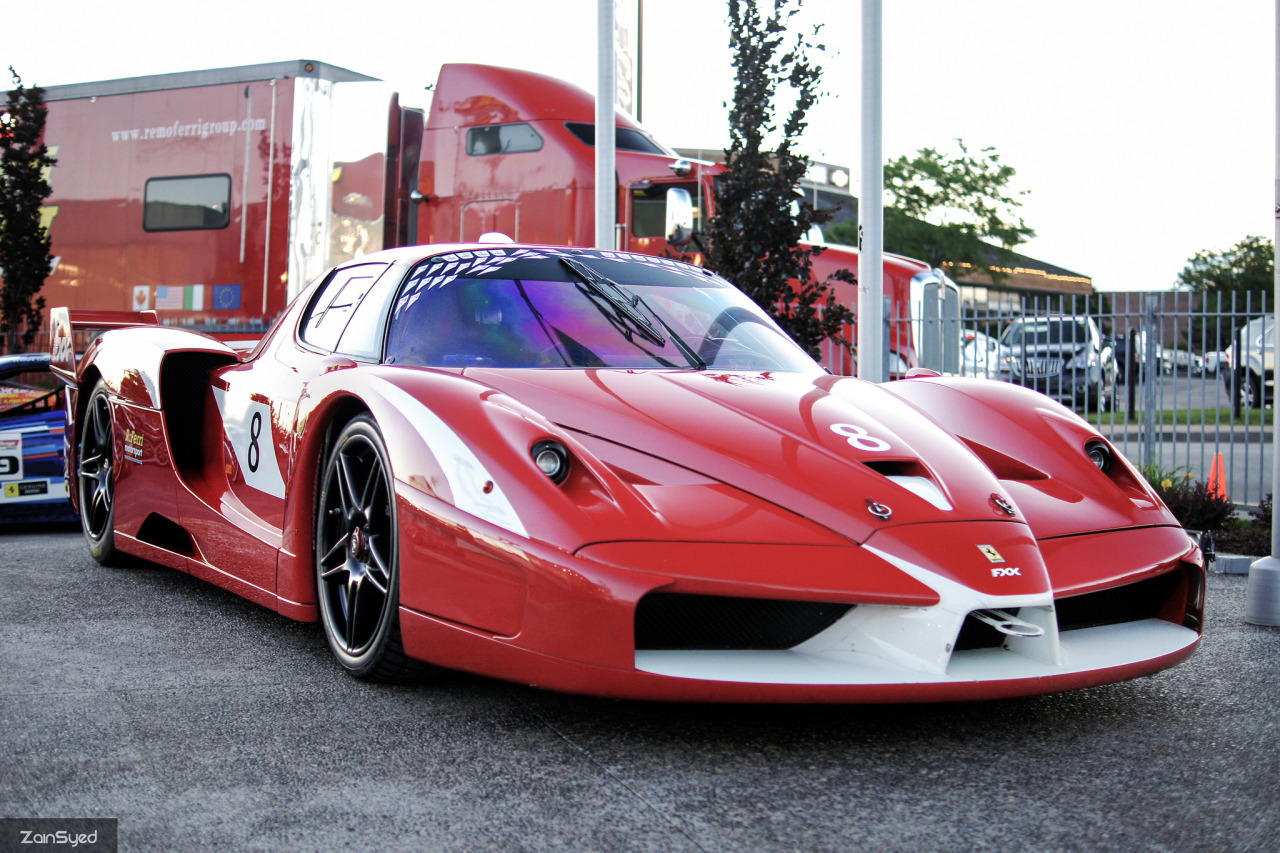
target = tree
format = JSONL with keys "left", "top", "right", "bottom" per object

{"left": 1177, "top": 235, "right": 1273, "bottom": 301}
{"left": 1177, "top": 235, "right": 1274, "bottom": 353}
{"left": 704, "top": 0, "right": 852, "bottom": 360}
{"left": 834, "top": 139, "right": 1033, "bottom": 284}
{"left": 0, "top": 67, "right": 56, "bottom": 354}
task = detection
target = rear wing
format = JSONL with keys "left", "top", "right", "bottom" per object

{"left": 48, "top": 307, "right": 159, "bottom": 385}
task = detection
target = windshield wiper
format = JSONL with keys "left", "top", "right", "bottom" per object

{"left": 561, "top": 257, "right": 665, "bottom": 346}
{"left": 559, "top": 257, "right": 707, "bottom": 369}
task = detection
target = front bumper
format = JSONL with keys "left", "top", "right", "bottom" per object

{"left": 396, "top": 516, "right": 1203, "bottom": 703}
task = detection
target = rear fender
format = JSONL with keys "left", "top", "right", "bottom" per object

{"left": 48, "top": 307, "right": 159, "bottom": 387}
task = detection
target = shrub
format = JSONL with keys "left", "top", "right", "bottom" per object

{"left": 1139, "top": 464, "right": 1235, "bottom": 532}
{"left": 1216, "top": 494, "right": 1273, "bottom": 556}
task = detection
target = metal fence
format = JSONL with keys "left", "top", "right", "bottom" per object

{"left": 8, "top": 291, "right": 1275, "bottom": 509}
{"left": 896, "top": 289, "right": 1274, "bottom": 511}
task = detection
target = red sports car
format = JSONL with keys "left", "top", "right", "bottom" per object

{"left": 50, "top": 244, "right": 1203, "bottom": 702}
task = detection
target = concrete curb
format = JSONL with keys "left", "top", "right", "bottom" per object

{"left": 1212, "top": 554, "right": 1257, "bottom": 575}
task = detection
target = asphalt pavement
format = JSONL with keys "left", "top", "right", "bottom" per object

{"left": 2, "top": 525, "right": 1278, "bottom": 853}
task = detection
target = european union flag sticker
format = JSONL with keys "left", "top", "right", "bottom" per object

{"left": 213, "top": 284, "right": 242, "bottom": 310}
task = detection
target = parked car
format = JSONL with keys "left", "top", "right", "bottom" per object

{"left": 0, "top": 352, "right": 76, "bottom": 523}
{"left": 961, "top": 329, "right": 1001, "bottom": 378}
{"left": 1200, "top": 351, "right": 1228, "bottom": 376}
{"left": 1224, "top": 315, "right": 1274, "bottom": 415}
{"left": 1168, "top": 349, "right": 1202, "bottom": 374}
{"left": 1111, "top": 331, "right": 1170, "bottom": 384}
{"left": 49, "top": 243, "right": 1202, "bottom": 703}
{"left": 997, "top": 315, "right": 1118, "bottom": 411}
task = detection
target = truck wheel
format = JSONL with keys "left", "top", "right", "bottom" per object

{"left": 78, "top": 381, "right": 120, "bottom": 565}
{"left": 1238, "top": 371, "right": 1261, "bottom": 414}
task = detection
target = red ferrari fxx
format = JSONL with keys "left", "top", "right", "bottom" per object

{"left": 50, "top": 244, "right": 1203, "bottom": 702}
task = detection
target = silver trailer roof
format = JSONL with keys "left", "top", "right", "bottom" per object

{"left": 42, "top": 60, "right": 378, "bottom": 101}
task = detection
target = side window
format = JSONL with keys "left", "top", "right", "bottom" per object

{"left": 466, "top": 123, "right": 543, "bottom": 155}
{"left": 144, "top": 174, "right": 232, "bottom": 231}
{"left": 300, "top": 263, "right": 388, "bottom": 352}
{"left": 336, "top": 265, "right": 404, "bottom": 360}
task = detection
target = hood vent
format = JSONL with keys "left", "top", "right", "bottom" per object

{"left": 862, "top": 459, "right": 953, "bottom": 511}
{"left": 960, "top": 438, "right": 1049, "bottom": 482}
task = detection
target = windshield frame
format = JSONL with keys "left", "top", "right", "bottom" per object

{"left": 381, "top": 248, "right": 819, "bottom": 374}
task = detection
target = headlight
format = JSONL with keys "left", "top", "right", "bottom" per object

{"left": 1084, "top": 439, "right": 1113, "bottom": 473}
{"left": 1066, "top": 348, "right": 1097, "bottom": 369}
{"left": 531, "top": 440, "right": 571, "bottom": 484}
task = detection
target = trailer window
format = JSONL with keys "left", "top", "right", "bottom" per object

{"left": 467, "top": 124, "right": 543, "bottom": 156}
{"left": 144, "top": 175, "right": 232, "bottom": 231}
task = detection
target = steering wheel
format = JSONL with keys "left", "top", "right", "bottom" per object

{"left": 697, "top": 307, "right": 774, "bottom": 365}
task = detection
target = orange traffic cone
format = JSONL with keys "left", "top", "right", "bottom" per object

{"left": 1207, "top": 453, "right": 1228, "bottom": 501}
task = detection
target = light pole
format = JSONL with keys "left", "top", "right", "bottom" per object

{"left": 1244, "top": 0, "right": 1280, "bottom": 625}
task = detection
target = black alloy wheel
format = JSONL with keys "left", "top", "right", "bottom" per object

{"left": 316, "top": 415, "right": 425, "bottom": 681}
{"left": 78, "top": 381, "right": 119, "bottom": 564}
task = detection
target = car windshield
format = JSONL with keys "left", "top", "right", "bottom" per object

{"left": 0, "top": 362, "right": 60, "bottom": 416}
{"left": 1001, "top": 319, "right": 1090, "bottom": 347}
{"left": 384, "top": 249, "right": 818, "bottom": 372}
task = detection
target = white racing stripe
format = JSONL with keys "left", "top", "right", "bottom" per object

{"left": 371, "top": 378, "right": 528, "bottom": 538}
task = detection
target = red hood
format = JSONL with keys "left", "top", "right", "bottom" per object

{"left": 464, "top": 368, "right": 1027, "bottom": 545}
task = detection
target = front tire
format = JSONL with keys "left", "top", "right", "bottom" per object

{"left": 1240, "top": 371, "right": 1262, "bottom": 412}
{"left": 316, "top": 415, "right": 426, "bottom": 682}
{"left": 78, "top": 381, "right": 119, "bottom": 565}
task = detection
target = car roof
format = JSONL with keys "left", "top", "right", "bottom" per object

{"left": 335, "top": 242, "right": 632, "bottom": 269}
{"left": 0, "top": 352, "right": 51, "bottom": 380}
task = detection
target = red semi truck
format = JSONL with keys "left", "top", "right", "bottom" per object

{"left": 31, "top": 59, "right": 956, "bottom": 374}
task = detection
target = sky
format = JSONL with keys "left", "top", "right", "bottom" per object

{"left": 6, "top": 0, "right": 1273, "bottom": 292}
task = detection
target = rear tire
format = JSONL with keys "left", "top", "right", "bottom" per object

{"left": 1235, "top": 370, "right": 1261, "bottom": 417}
{"left": 316, "top": 415, "right": 429, "bottom": 682}
{"left": 77, "top": 381, "right": 120, "bottom": 565}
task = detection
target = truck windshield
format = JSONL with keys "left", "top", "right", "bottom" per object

{"left": 631, "top": 180, "right": 706, "bottom": 238}
{"left": 564, "top": 122, "right": 667, "bottom": 155}
{"left": 384, "top": 250, "right": 817, "bottom": 372}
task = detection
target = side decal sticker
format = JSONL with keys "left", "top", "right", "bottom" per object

{"left": 212, "top": 387, "right": 287, "bottom": 499}
{"left": 370, "top": 379, "right": 527, "bottom": 538}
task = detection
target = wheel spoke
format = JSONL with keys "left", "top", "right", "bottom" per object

{"left": 345, "top": 581, "right": 361, "bottom": 652}
{"left": 365, "top": 565, "right": 389, "bottom": 596}
{"left": 358, "top": 456, "right": 382, "bottom": 515}
{"left": 366, "top": 535, "right": 391, "bottom": 590}
{"left": 91, "top": 401, "right": 110, "bottom": 446}
{"left": 336, "top": 452, "right": 360, "bottom": 517}
{"left": 319, "top": 533, "right": 350, "bottom": 570}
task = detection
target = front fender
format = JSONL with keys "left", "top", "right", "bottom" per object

{"left": 883, "top": 376, "right": 1175, "bottom": 539}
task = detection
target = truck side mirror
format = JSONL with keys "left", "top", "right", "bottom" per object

{"left": 665, "top": 187, "right": 694, "bottom": 247}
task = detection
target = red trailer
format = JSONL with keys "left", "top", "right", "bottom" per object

{"left": 31, "top": 59, "right": 954, "bottom": 373}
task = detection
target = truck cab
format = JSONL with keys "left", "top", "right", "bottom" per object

{"left": 412, "top": 63, "right": 955, "bottom": 377}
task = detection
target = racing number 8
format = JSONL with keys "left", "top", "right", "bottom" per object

{"left": 248, "top": 411, "right": 262, "bottom": 473}
{"left": 830, "top": 423, "right": 891, "bottom": 452}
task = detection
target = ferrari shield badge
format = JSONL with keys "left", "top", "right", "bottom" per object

{"left": 978, "top": 544, "right": 1005, "bottom": 563}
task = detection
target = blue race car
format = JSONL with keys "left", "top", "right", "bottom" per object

{"left": 0, "top": 352, "right": 76, "bottom": 523}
